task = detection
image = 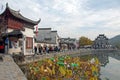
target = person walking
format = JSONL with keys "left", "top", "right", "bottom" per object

{"left": 38, "top": 45, "right": 42, "bottom": 55}
{"left": 34, "top": 46, "right": 37, "bottom": 55}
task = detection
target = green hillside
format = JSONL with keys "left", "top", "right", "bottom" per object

{"left": 109, "top": 35, "right": 120, "bottom": 49}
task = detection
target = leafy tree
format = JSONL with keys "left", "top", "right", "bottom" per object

{"left": 79, "top": 36, "right": 93, "bottom": 47}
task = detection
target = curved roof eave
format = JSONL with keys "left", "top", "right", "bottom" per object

{"left": 1, "top": 3, "right": 41, "bottom": 25}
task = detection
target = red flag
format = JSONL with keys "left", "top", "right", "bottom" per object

{"left": 36, "top": 25, "right": 38, "bottom": 36}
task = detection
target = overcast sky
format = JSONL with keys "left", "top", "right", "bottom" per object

{"left": 0, "top": 0, "right": 120, "bottom": 40}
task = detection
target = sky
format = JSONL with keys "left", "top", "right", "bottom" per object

{"left": 0, "top": 0, "right": 120, "bottom": 40}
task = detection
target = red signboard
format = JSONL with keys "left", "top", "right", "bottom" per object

{"left": 8, "top": 18, "right": 23, "bottom": 30}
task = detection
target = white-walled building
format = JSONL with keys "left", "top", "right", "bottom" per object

{"left": 59, "top": 37, "right": 77, "bottom": 50}
{"left": 0, "top": 3, "right": 40, "bottom": 55}
{"left": 35, "top": 28, "right": 59, "bottom": 47}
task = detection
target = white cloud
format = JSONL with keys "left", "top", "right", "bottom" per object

{"left": 1, "top": 0, "right": 120, "bottom": 40}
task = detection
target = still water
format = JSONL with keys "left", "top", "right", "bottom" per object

{"left": 20, "top": 50, "right": 120, "bottom": 80}
{"left": 89, "top": 51, "right": 120, "bottom": 80}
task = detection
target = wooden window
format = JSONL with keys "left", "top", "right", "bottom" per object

{"left": 26, "top": 37, "right": 33, "bottom": 49}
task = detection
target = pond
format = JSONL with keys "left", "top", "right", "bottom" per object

{"left": 85, "top": 51, "right": 120, "bottom": 80}
{"left": 19, "top": 50, "right": 120, "bottom": 80}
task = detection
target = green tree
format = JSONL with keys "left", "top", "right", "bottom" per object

{"left": 79, "top": 36, "right": 93, "bottom": 47}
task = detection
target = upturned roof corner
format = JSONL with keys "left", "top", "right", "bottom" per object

{"left": 2, "top": 3, "right": 41, "bottom": 25}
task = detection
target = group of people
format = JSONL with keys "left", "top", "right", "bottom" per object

{"left": 34, "top": 45, "right": 60, "bottom": 55}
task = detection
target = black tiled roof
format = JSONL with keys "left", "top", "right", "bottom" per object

{"left": 1, "top": 3, "right": 40, "bottom": 25}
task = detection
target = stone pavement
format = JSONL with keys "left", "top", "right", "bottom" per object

{"left": 0, "top": 54, "right": 27, "bottom": 80}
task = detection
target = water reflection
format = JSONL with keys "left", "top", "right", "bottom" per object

{"left": 94, "top": 53, "right": 109, "bottom": 67}
{"left": 89, "top": 51, "right": 120, "bottom": 80}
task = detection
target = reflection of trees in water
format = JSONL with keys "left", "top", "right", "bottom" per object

{"left": 73, "top": 50, "right": 120, "bottom": 67}
{"left": 92, "top": 51, "right": 120, "bottom": 67}
{"left": 76, "top": 51, "right": 110, "bottom": 67}
{"left": 75, "top": 51, "right": 120, "bottom": 80}
{"left": 92, "top": 52, "right": 109, "bottom": 67}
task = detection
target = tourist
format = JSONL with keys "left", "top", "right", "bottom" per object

{"left": 46, "top": 46, "right": 49, "bottom": 53}
{"left": 34, "top": 46, "right": 37, "bottom": 54}
{"left": 38, "top": 45, "right": 42, "bottom": 55}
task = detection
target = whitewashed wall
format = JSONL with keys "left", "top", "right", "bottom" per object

{"left": 22, "top": 27, "right": 34, "bottom": 37}
{"left": 7, "top": 27, "right": 35, "bottom": 55}
{"left": 8, "top": 27, "right": 34, "bottom": 37}
{"left": 22, "top": 27, "right": 34, "bottom": 55}
{"left": 8, "top": 28, "right": 13, "bottom": 32}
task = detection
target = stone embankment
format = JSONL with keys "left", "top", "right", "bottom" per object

{"left": 0, "top": 54, "right": 27, "bottom": 80}
{"left": 23, "top": 49, "right": 117, "bottom": 64}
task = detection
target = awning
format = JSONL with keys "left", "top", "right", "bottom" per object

{"left": 8, "top": 30, "right": 23, "bottom": 38}
{"left": 1, "top": 30, "right": 23, "bottom": 38}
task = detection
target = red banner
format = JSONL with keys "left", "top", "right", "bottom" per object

{"left": 36, "top": 25, "right": 38, "bottom": 36}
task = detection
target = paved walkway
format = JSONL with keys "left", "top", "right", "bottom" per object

{"left": 0, "top": 54, "right": 27, "bottom": 80}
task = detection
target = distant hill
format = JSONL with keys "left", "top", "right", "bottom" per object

{"left": 109, "top": 35, "right": 120, "bottom": 48}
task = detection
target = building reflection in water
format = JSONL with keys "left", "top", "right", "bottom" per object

{"left": 92, "top": 52, "right": 109, "bottom": 67}
{"left": 90, "top": 51, "right": 120, "bottom": 67}
{"left": 75, "top": 50, "right": 120, "bottom": 67}
{"left": 76, "top": 51, "right": 120, "bottom": 80}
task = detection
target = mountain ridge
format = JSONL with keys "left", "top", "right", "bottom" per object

{"left": 109, "top": 35, "right": 120, "bottom": 48}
